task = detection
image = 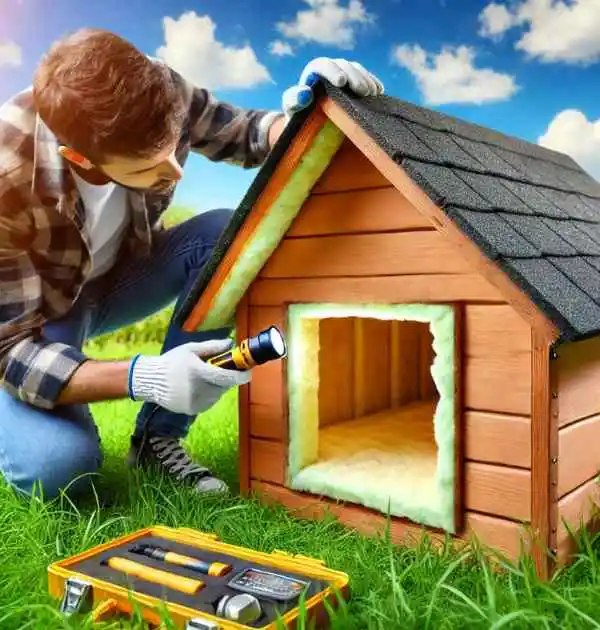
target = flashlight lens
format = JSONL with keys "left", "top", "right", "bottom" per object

{"left": 269, "top": 327, "right": 286, "bottom": 357}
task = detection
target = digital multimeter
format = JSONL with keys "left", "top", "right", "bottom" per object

{"left": 227, "top": 568, "right": 310, "bottom": 602}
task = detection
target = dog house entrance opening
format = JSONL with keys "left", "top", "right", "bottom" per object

{"left": 286, "top": 304, "right": 457, "bottom": 532}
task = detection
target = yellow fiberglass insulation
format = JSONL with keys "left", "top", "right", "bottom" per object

{"left": 198, "top": 121, "right": 345, "bottom": 332}
{"left": 286, "top": 303, "right": 457, "bottom": 534}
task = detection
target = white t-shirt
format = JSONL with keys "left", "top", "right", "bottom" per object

{"left": 71, "top": 170, "right": 130, "bottom": 280}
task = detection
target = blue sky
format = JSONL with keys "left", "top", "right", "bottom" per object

{"left": 2, "top": 0, "right": 600, "bottom": 213}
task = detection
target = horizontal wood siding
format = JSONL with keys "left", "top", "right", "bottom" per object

{"left": 252, "top": 482, "right": 532, "bottom": 564}
{"left": 249, "top": 275, "right": 504, "bottom": 305}
{"left": 243, "top": 144, "right": 534, "bottom": 545}
{"left": 287, "top": 186, "right": 432, "bottom": 237}
{"left": 311, "top": 138, "right": 390, "bottom": 194}
{"left": 260, "top": 231, "right": 473, "bottom": 278}
{"left": 557, "top": 477, "right": 600, "bottom": 563}
{"left": 250, "top": 439, "right": 530, "bottom": 520}
{"left": 247, "top": 306, "right": 286, "bottom": 443}
{"left": 556, "top": 335, "right": 600, "bottom": 428}
{"left": 558, "top": 415, "right": 600, "bottom": 498}
{"left": 554, "top": 336, "right": 600, "bottom": 562}
{"left": 464, "top": 411, "right": 531, "bottom": 469}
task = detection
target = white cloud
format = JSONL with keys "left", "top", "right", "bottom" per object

{"left": 157, "top": 11, "right": 272, "bottom": 90}
{"left": 269, "top": 40, "right": 294, "bottom": 56}
{"left": 276, "top": 0, "right": 375, "bottom": 49}
{"left": 478, "top": 2, "right": 516, "bottom": 39}
{"left": 538, "top": 109, "right": 600, "bottom": 178}
{"left": 0, "top": 40, "right": 22, "bottom": 68}
{"left": 391, "top": 43, "right": 519, "bottom": 105}
{"left": 478, "top": 0, "right": 600, "bottom": 64}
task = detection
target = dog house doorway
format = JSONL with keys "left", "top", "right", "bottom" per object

{"left": 285, "top": 303, "right": 460, "bottom": 533}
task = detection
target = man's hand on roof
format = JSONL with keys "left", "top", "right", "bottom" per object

{"left": 281, "top": 57, "right": 384, "bottom": 119}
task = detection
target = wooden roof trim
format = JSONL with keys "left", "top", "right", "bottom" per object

{"left": 320, "top": 96, "right": 560, "bottom": 345}
{"left": 182, "top": 106, "right": 331, "bottom": 332}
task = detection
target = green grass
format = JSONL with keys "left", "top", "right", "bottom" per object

{"left": 1, "top": 340, "right": 600, "bottom": 629}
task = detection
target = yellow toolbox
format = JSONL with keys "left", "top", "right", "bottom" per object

{"left": 47, "top": 525, "right": 350, "bottom": 628}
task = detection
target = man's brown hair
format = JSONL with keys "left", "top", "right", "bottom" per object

{"left": 33, "top": 28, "right": 186, "bottom": 163}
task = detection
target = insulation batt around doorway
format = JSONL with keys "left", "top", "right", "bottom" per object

{"left": 286, "top": 303, "right": 457, "bottom": 533}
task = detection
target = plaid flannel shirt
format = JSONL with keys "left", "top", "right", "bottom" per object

{"left": 0, "top": 60, "right": 283, "bottom": 409}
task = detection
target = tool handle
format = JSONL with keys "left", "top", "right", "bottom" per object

{"left": 164, "top": 551, "right": 231, "bottom": 576}
{"left": 107, "top": 557, "right": 204, "bottom": 595}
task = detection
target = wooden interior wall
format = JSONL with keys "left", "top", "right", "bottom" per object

{"left": 240, "top": 138, "right": 535, "bottom": 561}
{"left": 554, "top": 335, "right": 600, "bottom": 563}
{"left": 318, "top": 318, "right": 435, "bottom": 427}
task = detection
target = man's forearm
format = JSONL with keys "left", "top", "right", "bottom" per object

{"left": 56, "top": 360, "right": 131, "bottom": 405}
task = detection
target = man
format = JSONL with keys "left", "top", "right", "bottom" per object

{"left": 0, "top": 28, "right": 383, "bottom": 500}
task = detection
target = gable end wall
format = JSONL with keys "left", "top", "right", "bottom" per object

{"left": 240, "top": 138, "right": 538, "bottom": 562}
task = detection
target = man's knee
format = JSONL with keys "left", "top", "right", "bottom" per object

{"left": 0, "top": 393, "right": 103, "bottom": 500}
{"left": 181, "top": 208, "right": 234, "bottom": 247}
{"left": 24, "top": 428, "right": 103, "bottom": 500}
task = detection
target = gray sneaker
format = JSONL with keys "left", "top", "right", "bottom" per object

{"left": 127, "top": 435, "right": 229, "bottom": 495}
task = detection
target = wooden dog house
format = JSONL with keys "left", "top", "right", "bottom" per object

{"left": 178, "top": 80, "right": 600, "bottom": 578}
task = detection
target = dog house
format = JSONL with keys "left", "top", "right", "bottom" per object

{"left": 177, "top": 80, "right": 600, "bottom": 579}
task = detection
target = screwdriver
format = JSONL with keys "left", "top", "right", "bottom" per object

{"left": 130, "top": 544, "right": 232, "bottom": 577}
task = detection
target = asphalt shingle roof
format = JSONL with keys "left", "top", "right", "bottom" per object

{"left": 176, "top": 81, "right": 600, "bottom": 343}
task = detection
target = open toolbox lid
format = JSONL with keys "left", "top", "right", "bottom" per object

{"left": 47, "top": 525, "right": 350, "bottom": 629}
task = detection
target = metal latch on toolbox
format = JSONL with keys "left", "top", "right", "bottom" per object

{"left": 59, "top": 577, "right": 93, "bottom": 615}
{"left": 185, "top": 617, "right": 220, "bottom": 630}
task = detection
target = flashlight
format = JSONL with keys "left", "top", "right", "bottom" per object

{"left": 206, "top": 326, "right": 287, "bottom": 371}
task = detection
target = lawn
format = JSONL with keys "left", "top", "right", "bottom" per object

{"left": 1, "top": 338, "right": 600, "bottom": 629}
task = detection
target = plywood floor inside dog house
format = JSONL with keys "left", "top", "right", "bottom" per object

{"left": 287, "top": 307, "right": 457, "bottom": 532}
{"left": 312, "top": 399, "right": 440, "bottom": 506}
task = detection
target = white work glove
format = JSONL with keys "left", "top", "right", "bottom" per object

{"left": 128, "top": 339, "right": 250, "bottom": 416}
{"left": 281, "top": 57, "right": 384, "bottom": 119}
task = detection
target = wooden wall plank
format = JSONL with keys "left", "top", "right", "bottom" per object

{"left": 353, "top": 318, "right": 391, "bottom": 417}
{"left": 464, "top": 412, "right": 531, "bottom": 468}
{"left": 248, "top": 306, "right": 285, "bottom": 407}
{"left": 390, "top": 321, "right": 422, "bottom": 407}
{"left": 249, "top": 276, "right": 505, "bottom": 306}
{"left": 251, "top": 481, "right": 532, "bottom": 563}
{"left": 259, "top": 232, "right": 472, "bottom": 279}
{"left": 249, "top": 403, "right": 285, "bottom": 440}
{"left": 251, "top": 440, "right": 531, "bottom": 522}
{"left": 311, "top": 138, "right": 389, "bottom": 194}
{"left": 557, "top": 476, "right": 600, "bottom": 564}
{"left": 251, "top": 441, "right": 287, "bottom": 485}
{"left": 556, "top": 335, "right": 600, "bottom": 428}
{"left": 464, "top": 355, "right": 531, "bottom": 415}
{"left": 464, "top": 305, "right": 531, "bottom": 356}
{"left": 464, "top": 462, "right": 531, "bottom": 521}
{"left": 318, "top": 318, "right": 355, "bottom": 427}
{"left": 286, "top": 187, "right": 432, "bottom": 237}
{"left": 558, "top": 415, "right": 600, "bottom": 498}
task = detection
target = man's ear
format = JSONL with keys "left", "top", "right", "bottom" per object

{"left": 57, "top": 145, "right": 94, "bottom": 170}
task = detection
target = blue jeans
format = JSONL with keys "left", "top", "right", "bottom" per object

{"left": 0, "top": 209, "right": 233, "bottom": 499}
